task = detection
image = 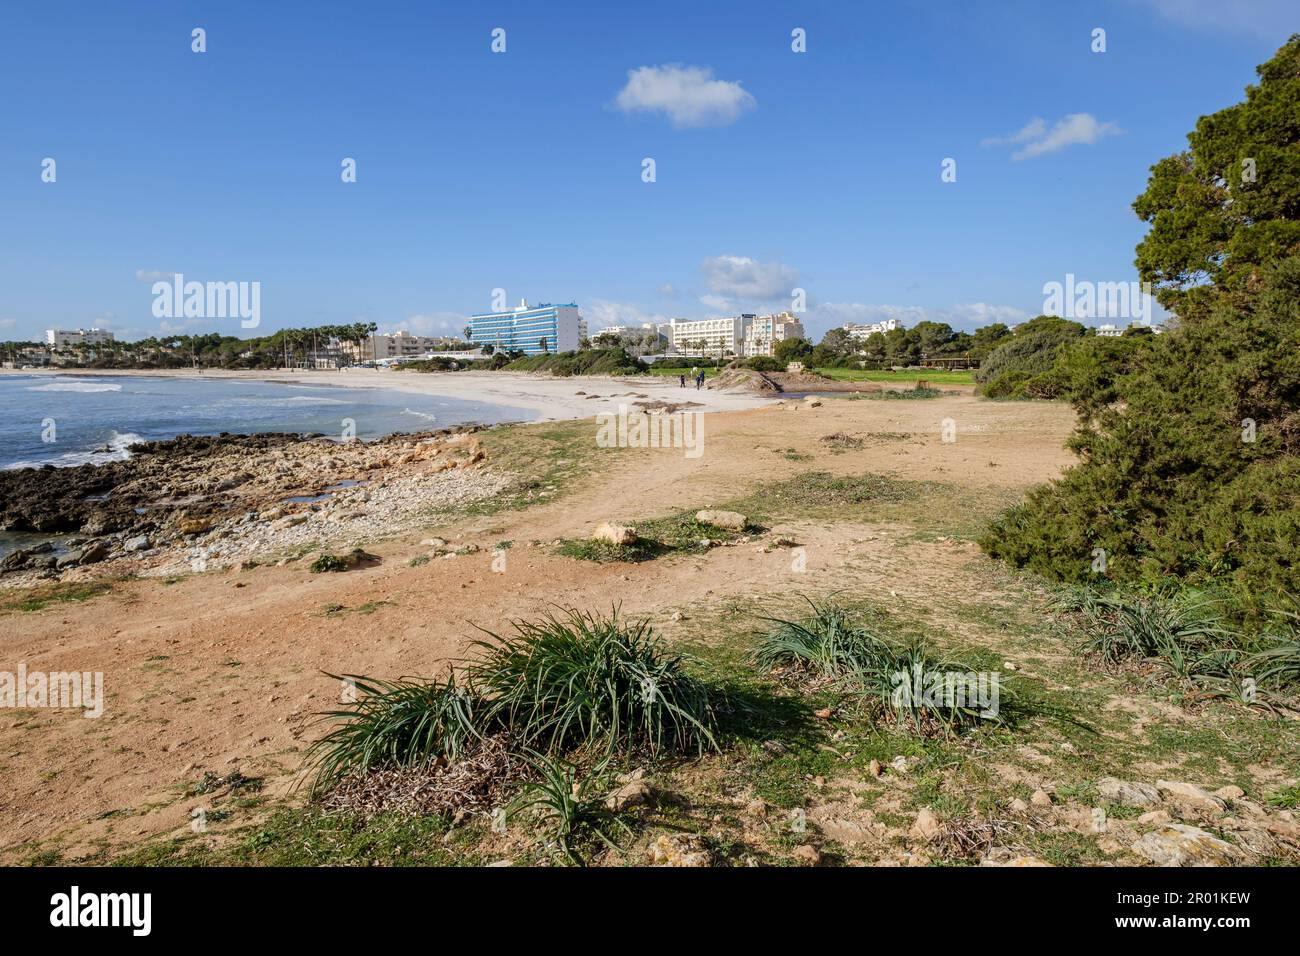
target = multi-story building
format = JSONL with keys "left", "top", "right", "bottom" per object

{"left": 45, "top": 328, "right": 115, "bottom": 349}
{"left": 339, "top": 331, "right": 465, "bottom": 363}
{"left": 743, "top": 312, "right": 806, "bottom": 357}
{"left": 1097, "top": 322, "right": 1166, "bottom": 337}
{"left": 468, "top": 300, "right": 582, "bottom": 355}
{"left": 667, "top": 315, "right": 750, "bottom": 358}
{"left": 842, "top": 318, "right": 901, "bottom": 342}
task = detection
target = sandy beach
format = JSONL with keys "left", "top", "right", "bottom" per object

{"left": 9, "top": 366, "right": 779, "bottom": 421}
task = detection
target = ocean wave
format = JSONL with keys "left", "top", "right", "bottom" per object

{"left": 401, "top": 408, "right": 438, "bottom": 421}
{"left": 25, "top": 380, "right": 123, "bottom": 393}
{"left": 3, "top": 430, "right": 144, "bottom": 470}
{"left": 219, "top": 396, "right": 350, "bottom": 407}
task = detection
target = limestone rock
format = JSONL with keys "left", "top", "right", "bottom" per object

{"left": 1132, "top": 824, "right": 1247, "bottom": 867}
{"left": 1156, "top": 780, "right": 1227, "bottom": 812}
{"left": 694, "top": 510, "right": 748, "bottom": 532}
{"left": 605, "top": 779, "right": 655, "bottom": 811}
{"left": 1097, "top": 776, "right": 1160, "bottom": 808}
{"left": 648, "top": 834, "right": 711, "bottom": 867}
{"left": 591, "top": 523, "right": 637, "bottom": 546}
{"left": 910, "top": 808, "right": 941, "bottom": 841}
{"left": 791, "top": 844, "right": 822, "bottom": 866}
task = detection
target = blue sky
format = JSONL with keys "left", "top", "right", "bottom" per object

{"left": 0, "top": 0, "right": 1293, "bottom": 343}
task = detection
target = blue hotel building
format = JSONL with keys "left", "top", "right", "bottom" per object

{"left": 467, "top": 300, "right": 584, "bottom": 355}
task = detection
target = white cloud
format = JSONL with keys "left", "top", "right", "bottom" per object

{"left": 380, "top": 312, "right": 465, "bottom": 336}
{"left": 583, "top": 299, "right": 672, "bottom": 329}
{"left": 983, "top": 113, "right": 1121, "bottom": 160}
{"left": 700, "top": 255, "right": 799, "bottom": 300}
{"left": 136, "top": 269, "right": 177, "bottom": 282}
{"left": 614, "top": 64, "right": 756, "bottom": 128}
{"left": 980, "top": 118, "right": 1046, "bottom": 148}
{"left": 697, "top": 294, "right": 734, "bottom": 313}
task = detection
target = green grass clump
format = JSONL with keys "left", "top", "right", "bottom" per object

{"left": 753, "top": 600, "right": 1009, "bottom": 735}
{"left": 1056, "top": 587, "right": 1300, "bottom": 707}
{"left": 849, "top": 385, "right": 944, "bottom": 400}
{"left": 305, "top": 608, "right": 720, "bottom": 791}
{"left": 305, "top": 675, "right": 482, "bottom": 793}
{"left": 309, "top": 554, "right": 349, "bottom": 573}
{"left": 471, "top": 608, "right": 718, "bottom": 756}
{"left": 554, "top": 512, "right": 751, "bottom": 564}
{"left": 753, "top": 601, "right": 889, "bottom": 678}
{"left": 1, "top": 581, "right": 113, "bottom": 613}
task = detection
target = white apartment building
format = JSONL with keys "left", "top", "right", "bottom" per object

{"left": 46, "top": 328, "right": 116, "bottom": 349}
{"left": 743, "top": 312, "right": 806, "bottom": 357}
{"left": 842, "top": 318, "right": 901, "bottom": 342}
{"left": 343, "top": 331, "right": 463, "bottom": 362}
{"left": 668, "top": 315, "right": 750, "bottom": 357}
{"left": 1097, "top": 322, "right": 1166, "bottom": 337}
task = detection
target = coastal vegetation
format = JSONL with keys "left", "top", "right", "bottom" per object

{"left": 981, "top": 36, "right": 1300, "bottom": 619}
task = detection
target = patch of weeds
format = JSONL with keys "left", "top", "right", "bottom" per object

{"left": 508, "top": 753, "right": 632, "bottom": 866}
{"left": 309, "top": 548, "right": 377, "bottom": 574}
{"left": 849, "top": 385, "right": 945, "bottom": 400}
{"left": 820, "top": 432, "right": 864, "bottom": 451}
{"left": 310, "top": 554, "right": 349, "bottom": 573}
{"left": 189, "top": 771, "right": 263, "bottom": 797}
{"left": 324, "top": 600, "right": 395, "bottom": 617}
{"left": 1, "top": 581, "right": 113, "bottom": 614}
{"left": 407, "top": 554, "right": 430, "bottom": 567}
{"left": 494, "top": 540, "right": 513, "bottom": 550}
{"left": 752, "top": 598, "right": 1026, "bottom": 737}
{"left": 1267, "top": 784, "right": 1300, "bottom": 809}
{"left": 554, "top": 538, "right": 666, "bottom": 563}
{"left": 554, "top": 512, "right": 755, "bottom": 564}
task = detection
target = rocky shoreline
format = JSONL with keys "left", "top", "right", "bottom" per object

{"left": 0, "top": 428, "right": 505, "bottom": 583}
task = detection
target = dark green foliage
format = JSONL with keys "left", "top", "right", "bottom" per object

{"left": 1133, "top": 35, "right": 1300, "bottom": 319}
{"left": 503, "top": 347, "right": 647, "bottom": 377}
{"left": 743, "top": 355, "right": 785, "bottom": 372}
{"left": 982, "top": 258, "right": 1300, "bottom": 609}
{"left": 974, "top": 316, "right": 1086, "bottom": 397}
{"left": 309, "top": 554, "right": 348, "bottom": 573}
{"left": 983, "top": 39, "right": 1300, "bottom": 612}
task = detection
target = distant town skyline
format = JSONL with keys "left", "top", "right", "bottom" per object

{"left": 1, "top": 1, "right": 1293, "bottom": 344}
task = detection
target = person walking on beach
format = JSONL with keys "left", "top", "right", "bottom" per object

{"left": 679, "top": 374, "right": 686, "bottom": 388}
{"left": 695, "top": 370, "right": 704, "bottom": 390}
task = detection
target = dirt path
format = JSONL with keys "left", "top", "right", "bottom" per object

{"left": 0, "top": 393, "right": 1077, "bottom": 860}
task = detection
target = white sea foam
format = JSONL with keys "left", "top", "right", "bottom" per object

{"left": 25, "top": 380, "right": 123, "bottom": 393}
{"left": 401, "top": 408, "right": 438, "bottom": 421}
{"left": 3, "top": 430, "right": 144, "bottom": 470}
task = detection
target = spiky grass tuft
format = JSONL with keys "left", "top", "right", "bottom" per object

{"left": 471, "top": 607, "right": 718, "bottom": 757}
